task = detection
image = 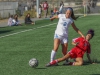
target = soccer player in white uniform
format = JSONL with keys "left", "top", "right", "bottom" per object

{"left": 50, "top": 7, "right": 85, "bottom": 65}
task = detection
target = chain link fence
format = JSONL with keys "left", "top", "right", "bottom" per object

{"left": 0, "top": 1, "right": 18, "bottom": 19}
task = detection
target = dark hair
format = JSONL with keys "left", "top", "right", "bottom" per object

{"left": 14, "top": 14, "right": 18, "bottom": 21}
{"left": 26, "top": 13, "right": 30, "bottom": 18}
{"left": 87, "top": 29, "right": 94, "bottom": 38}
{"left": 10, "top": 15, "right": 13, "bottom": 18}
{"left": 66, "top": 7, "right": 79, "bottom": 20}
{"left": 51, "top": 10, "right": 53, "bottom": 13}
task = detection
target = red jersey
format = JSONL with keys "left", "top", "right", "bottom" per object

{"left": 68, "top": 37, "right": 91, "bottom": 58}
{"left": 43, "top": 2, "right": 48, "bottom": 10}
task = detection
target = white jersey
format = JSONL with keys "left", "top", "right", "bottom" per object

{"left": 55, "top": 14, "right": 73, "bottom": 37}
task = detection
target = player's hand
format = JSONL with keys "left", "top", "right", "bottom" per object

{"left": 90, "top": 61, "right": 96, "bottom": 64}
{"left": 81, "top": 35, "right": 85, "bottom": 38}
{"left": 50, "top": 18, "right": 53, "bottom": 21}
{"left": 92, "top": 60, "right": 97, "bottom": 64}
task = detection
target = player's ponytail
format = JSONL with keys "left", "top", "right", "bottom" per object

{"left": 66, "top": 7, "right": 79, "bottom": 20}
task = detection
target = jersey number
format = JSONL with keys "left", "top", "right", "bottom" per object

{"left": 63, "top": 22, "right": 67, "bottom": 26}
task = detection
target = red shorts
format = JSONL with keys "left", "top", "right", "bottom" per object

{"left": 68, "top": 48, "right": 84, "bottom": 59}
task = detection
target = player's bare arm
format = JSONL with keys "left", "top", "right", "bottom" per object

{"left": 71, "top": 22, "right": 85, "bottom": 38}
{"left": 72, "top": 41, "right": 79, "bottom": 46}
{"left": 50, "top": 15, "right": 58, "bottom": 21}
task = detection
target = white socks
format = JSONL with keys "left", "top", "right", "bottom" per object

{"left": 50, "top": 50, "right": 56, "bottom": 62}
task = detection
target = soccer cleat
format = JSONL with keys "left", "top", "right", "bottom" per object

{"left": 45, "top": 63, "right": 51, "bottom": 67}
{"left": 54, "top": 63, "right": 59, "bottom": 66}
{"left": 45, "top": 63, "right": 58, "bottom": 67}
{"left": 46, "top": 60, "right": 58, "bottom": 67}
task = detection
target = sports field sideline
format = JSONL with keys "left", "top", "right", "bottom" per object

{"left": 0, "top": 15, "right": 100, "bottom": 75}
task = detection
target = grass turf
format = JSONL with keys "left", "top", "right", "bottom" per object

{"left": 0, "top": 15, "right": 100, "bottom": 75}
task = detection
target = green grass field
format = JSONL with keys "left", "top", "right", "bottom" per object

{"left": 0, "top": 15, "right": 100, "bottom": 75}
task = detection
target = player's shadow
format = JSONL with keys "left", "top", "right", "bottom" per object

{"left": 52, "top": 60, "right": 100, "bottom": 66}
{"left": 83, "top": 60, "right": 100, "bottom": 65}
{"left": 35, "top": 67, "right": 47, "bottom": 69}
{"left": 0, "top": 30, "right": 12, "bottom": 34}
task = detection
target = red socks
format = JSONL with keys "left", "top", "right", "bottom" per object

{"left": 50, "top": 60, "right": 58, "bottom": 65}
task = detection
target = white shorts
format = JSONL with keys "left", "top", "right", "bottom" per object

{"left": 54, "top": 34, "right": 68, "bottom": 44}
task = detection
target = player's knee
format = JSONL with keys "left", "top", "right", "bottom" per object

{"left": 78, "top": 61, "right": 83, "bottom": 66}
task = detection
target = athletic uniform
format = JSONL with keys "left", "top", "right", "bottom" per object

{"left": 68, "top": 37, "right": 91, "bottom": 58}
{"left": 54, "top": 14, "right": 73, "bottom": 44}
{"left": 43, "top": 2, "right": 48, "bottom": 17}
{"left": 43, "top": 2, "right": 48, "bottom": 10}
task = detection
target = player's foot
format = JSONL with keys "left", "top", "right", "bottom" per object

{"left": 46, "top": 60, "right": 58, "bottom": 67}
{"left": 45, "top": 63, "right": 58, "bottom": 67}
{"left": 45, "top": 63, "right": 51, "bottom": 67}
{"left": 54, "top": 63, "right": 59, "bottom": 66}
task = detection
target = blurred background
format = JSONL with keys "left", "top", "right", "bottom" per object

{"left": 0, "top": 0, "right": 100, "bottom": 19}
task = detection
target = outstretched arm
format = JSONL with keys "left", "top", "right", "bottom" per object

{"left": 50, "top": 15, "right": 58, "bottom": 21}
{"left": 71, "top": 22, "right": 85, "bottom": 38}
{"left": 72, "top": 41, "right": 79, "bottom": 46}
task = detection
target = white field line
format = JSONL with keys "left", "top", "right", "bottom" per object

{"left": 0, "top": 16, "right": 84, "bottom": 39}
{"left": 79, "top": 16, "right": 84, "bottom": 18}
{"left": 0, "top": 23, "right": 57, "bottom": 38}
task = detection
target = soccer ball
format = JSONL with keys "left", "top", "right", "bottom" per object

{"left": 29, "top": 58, "right": 38, "bottom": 68}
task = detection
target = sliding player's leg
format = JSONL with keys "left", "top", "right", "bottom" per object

{"left": 46, "top": 53, "right": 70, "bottom": 67}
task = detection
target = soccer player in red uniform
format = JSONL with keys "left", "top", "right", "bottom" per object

{"left": 46, "top": 29, "right": 94, "bottom": 66}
